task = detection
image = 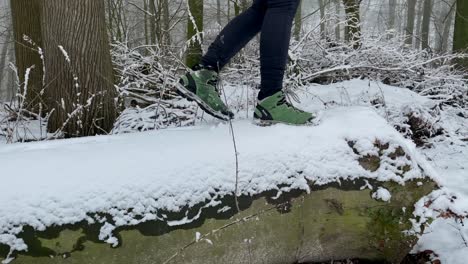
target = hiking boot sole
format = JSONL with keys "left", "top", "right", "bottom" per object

{"left": 175, "top": 82, "right": 233, "bottom": 121}
{"left": 253, "top": 117, "right": 318, "bottom": 127}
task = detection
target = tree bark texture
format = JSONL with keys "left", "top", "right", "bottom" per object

{"left": 10, "top": 0, "right": 44, "bottom": 112}
{"left": 405, "top": 0, "right": 417, "bottom": 46}
{"left": 343, "top": 0, "right": 361, "bottom": 49}
{"left": 2, "top": 179, "right": 436, "bottom": 264}
{"left": 162, "top": 0, "right": 171, "bottom": 47}
{"left": 421, "top": 0, "right": 433, "bottom": 50}
{"left": 319, "top": 0, "right": 326, "bottom": 40}
{"left": 414, "top": 0, "right": 424, "bottom": 49}
{"left": 388, "top": 0, "right": 397, "bottom": 38}
{"left": 0, "top": 28, "right": 12, "bottom": 100}
{"left": 41, "top": 0, "right": 117, "bottom": 137}
{"left": 453, "top": 0, "right": 468, "bottom": 70}
{"left": 441, "top": 2, "right": 456, "bottom": 53}
{"left": 335, "top": 0, "right": 341, "bottom": 41}
{"left": 294, "top": 0, "right": 302, "bottom": 41}
{"left": 186, "top": 0, "right": 204, "bottom": 68}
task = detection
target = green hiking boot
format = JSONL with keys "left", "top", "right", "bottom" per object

{"left": 177, "top": 66, "right": 234, "bottom": 121}
{"left": 254, "top": 91, "right": 314, "bottom": 126}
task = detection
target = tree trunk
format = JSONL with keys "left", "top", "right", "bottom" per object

{"left": 41, "top": 0, "right": 117, "bottom": 137}
{"left": 149, "top": 0, "right": 157, "bottom": 45}
{"left": 441, "top": 2, "right": 456, "bottom": 53}
{"left": 234, "top": 0, "right": 241, "bottom": 16}
{"left": 421, "top": 0, "right": 433, "bottom": 50}
{"left": 335, "top": 0, "right": 341, "bottom": 41}
{"left": 162, "top": 0, "right": 171, "bottom": 47}
{"left": 228, "top": 0, "right": 231, "bottom": 21}
{"left": 343, "top": 0, "right": 361, "bottom": 49}
{"left": 294, "top": 0, "right": 302, "bottom": 41}
{"left": 144, "top": 0, "right": 150, "bottom": 46}
{"left": 414, "top": 0, "right": 424, "bottom": 49}
{"left": 388, "top": 0, "right": 397, "bottom": 38}
{"left": 453, "top": 0, "right": 468, "bottom": 70}
{"left": 405, "top": 0, "right": 417, "bottom": 46}
{"left": 0, "top": 31, "right": 12, "bottom": 101}
{"left": 10, "top": 0, "right": 44, "bottom": 112}
{"left": 217, "top": 0, "right": 222, "bottom": 25}
{"left": 186, "top": 0, "right": 204, "bottom": 68}
{"left": 3, "top": 179, "right": 436, "bottom": 264}
{"left": 319, "top": 0, "right": 326, "bottom": 40}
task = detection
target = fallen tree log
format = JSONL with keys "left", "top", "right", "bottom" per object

{"left": 3, "top": 180, "right": 435, "bottom": 264}
{"left": 0, "top": 107, "right": 438, "bottom": 263}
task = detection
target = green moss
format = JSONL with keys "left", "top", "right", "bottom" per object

{"left": 4, "top": 179, "right": 436, "bottom": 264}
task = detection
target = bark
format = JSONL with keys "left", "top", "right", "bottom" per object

{"left": 107, "top": 0, "right": 114, "bottom": 41}
{"left": 41, "top": 0, "right": 117, "bottom": 137}
{"left": 149, "top": 0, "right": 157, "bottom": 45}
{"left": 10, "top": 0, "right": 44, "bottom": 112}
{"left": 453, "top": 0, "right": 468, "bottom": 69}
{"left": 186, "top": 0, "right": 204, "bottom": 68}
{"left": 227, "top": 0, "right": 231, "bottom": 21}
{"left": 234, "top": 0, "right": 241, "bottom": 16}
{"left": 162, "top": 0, "right": 171, "bottom": 47}
{"left": 421, "top": 0, "right": 433, "bottom": 50}
{"left": 217, "top": 0, "right": 222, "bottom": 25}
{"left": 294, "top": 0, "right": 302, "bottom": 41}
{"left": 388, "top": 0, "right": 397, "bottom": 38}
{"left": 3, "top": 179, "right": 436, "bottom": 264}
{"left": 335, "top": 0, "right": 341, "bottom": 41}
{"left": 343, "top": 0, "right": 361, "bottom": 49}
{"left": 0, "top": 29, "right": 11, "bottom": 100}
{"left": 144, "top": 0, "right": 150, "bottom": 46}
{"left": 319, "top": 0, "right": 326, "bottom": 40}
{"left": 405, "top": 0, "right": 417, "bottom": 46}
{"left": 414, "top": 0, "right": 423, "bottom": 49}
{"left": 441, "top": 2, "right": 456, "bottom": 53}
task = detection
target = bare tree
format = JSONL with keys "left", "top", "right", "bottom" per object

{"left": 0, "top": 27, "right": 12, "bottom": 101}
{"left": 217, "top": 0, "right": 222, "bottom": 25}
{"left": 414, "top": 0, "right": 423, "bottom": 49}
{"left": 335, "top": 0, "right": 341, "bottom": 41}
{"left": 421, "top": 0, "right": 433, "bottom": 50}
{"left": 343, "top": 0, "right": 361, "bottom": 49}
{"left": 319, "top": 0, "right": 327, "bottom": 40}
{"left": 405, "top": 0, "right": 417, "bottom": 46}
{"left": 186, "top": 0, "right": 204, "bottom": 68}
{"left": 294, "top": 0, "right": 302, "bottom": 41}
{"left": 453, "top": 0, "right": 468, "bottom": 69}
{"left": 162, "top": 0, "right": 171, "bottom": 47}
{"left": 440, "top": 1, "right": 456, "bottom": 53}
{"left": 388, "top": 0, "right": 397, "bottom": 38}
{"left": 41, "top": 0, "right": 117, "bottom": 136}
{"left": 10, "top": 0, "right": 44, "bottom": 112}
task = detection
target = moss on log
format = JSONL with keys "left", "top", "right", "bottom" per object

{"left": 1, "top": 179, "right": 435, "bottom": 264}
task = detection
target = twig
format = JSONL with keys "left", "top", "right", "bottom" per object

{"left": 218, "top": 67, "right": 241, "bottom": 213}
{"left": 162, "top": 205, "right": 278, "bottom": 264}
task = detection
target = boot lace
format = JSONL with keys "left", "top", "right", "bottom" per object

{"left": 278, "top": 90, "right": 305, "bottom": 113}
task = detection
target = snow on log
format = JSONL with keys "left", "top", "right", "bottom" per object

{"left": 0, "top": 107, "right": 437, "bottom": 263}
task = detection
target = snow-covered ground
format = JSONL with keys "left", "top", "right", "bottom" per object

{"left": 0, "top": 79, "right": 467, "bottom": 263}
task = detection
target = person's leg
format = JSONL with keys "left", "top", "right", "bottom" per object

{"left": 201, "top": 0, "right": 267, "bottom": 70}
{"left": 257, "top": 0, "right": 299, "bottom": 100}
{"left": 253, "top": 0, "right": 314, "bottom": 125}
{"left": 177, "top": 0, "right": 267, "bottom": 121}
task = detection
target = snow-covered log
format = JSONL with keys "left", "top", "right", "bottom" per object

{"left": 0, "top": 107, "right": 438, "bottom": 263}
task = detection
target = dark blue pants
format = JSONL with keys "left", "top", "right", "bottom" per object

{"left": 202, "top": 0, "right": 300, "bottom": 100}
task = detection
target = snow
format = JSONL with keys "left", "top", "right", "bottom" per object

{"left": 372, "top": 187, "right": 392, "bottom": 202}
{"left": 0, "top": 79, "right": 466, "bottom": 262}
{"left": 0, "top": 103, "right": 432, "bottom": 259}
